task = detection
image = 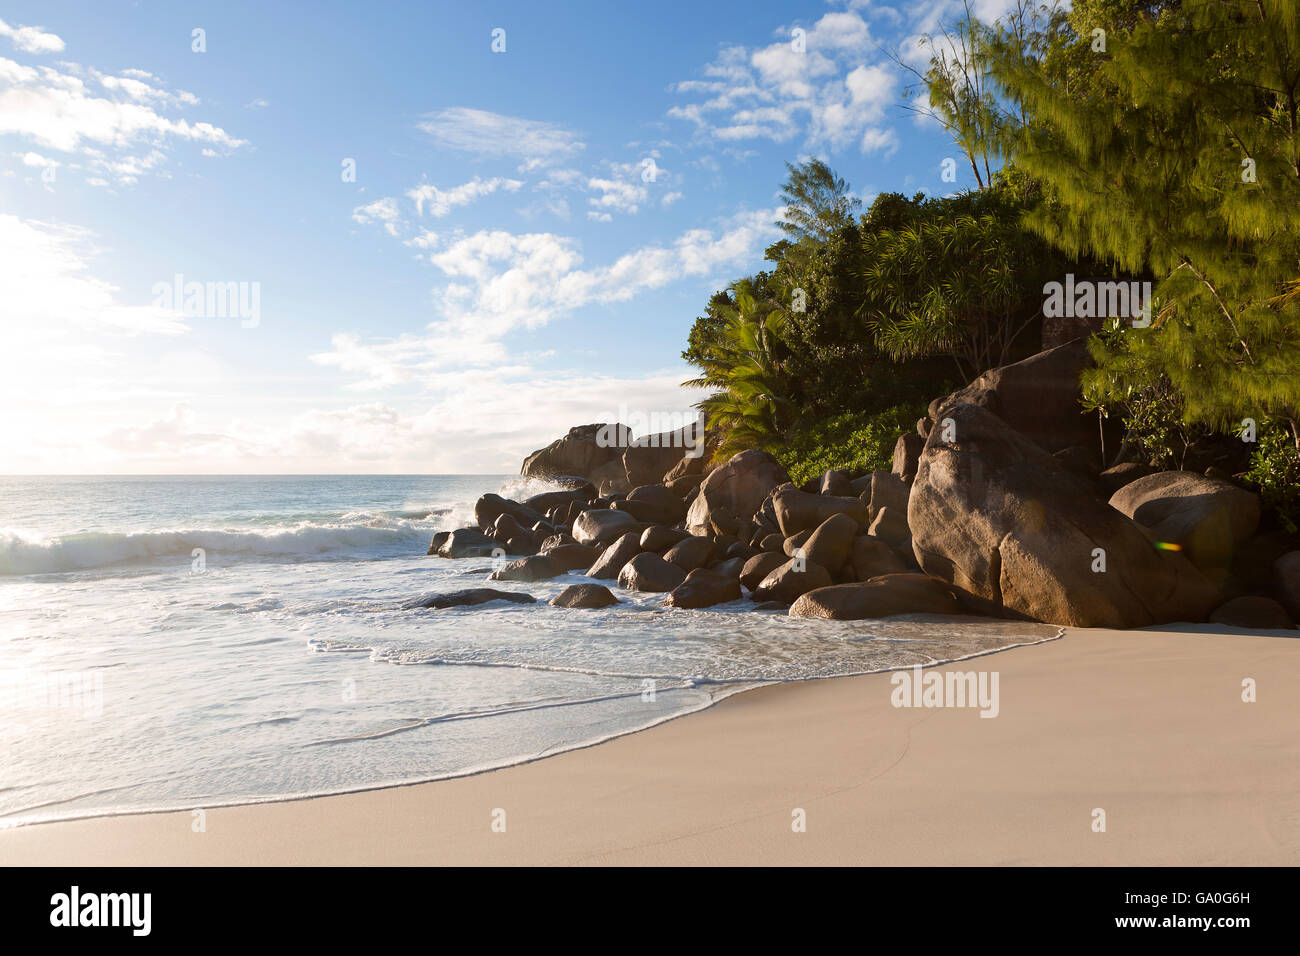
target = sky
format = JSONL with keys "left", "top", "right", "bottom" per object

{"left": 0, "top": 0, "right": 1022, "bottom": 474}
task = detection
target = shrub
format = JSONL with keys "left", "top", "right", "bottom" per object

{"left": 1244, "top": 420, "right": 1300, "bottom": 534}
{"left": 771, "top": 403, "right": 924, "bottom": 485}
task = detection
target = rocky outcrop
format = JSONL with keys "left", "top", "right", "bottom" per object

{"left": 623, "top": 425, "right": 701, "bottom": 488}
{"left": 685, "top": 450, "right": 791, "bottom": 537}
{"left": 928, "top": 340, "right": 1095, "bottom": 454}
{"left": 908, "top": 403, "right": 1219, "bottom": 628}
{"left": 789, "top": 573, "right": 962, "bottom": 620}
{"left": 1109, "top": 472, "right": 1260, "bottom": 575}
{"left": 550, "top": 583, "right": 619, "bottom": 609}
{"left": 522, "top": 423, "right": 631, "bottom": 481}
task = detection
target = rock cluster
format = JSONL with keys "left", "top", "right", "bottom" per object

{"left": 420, "top": 341, "right": 1297, "bottom": 628}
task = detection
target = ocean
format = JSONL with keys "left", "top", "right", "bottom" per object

{"left": 0, "top": 475, "right": 1057, "bottom": 825}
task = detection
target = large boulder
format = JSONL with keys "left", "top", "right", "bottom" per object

{"left": 709, "top": 555, "right": 748, "bottom": 579}
{"left": 789, "top": 573, "right": 962, "bottom": 620}
{"left": 436, "top": 528, "right": 500, "bottom": 559}
{"left": 665, "top": 474, "right": 705, "bottom": 500}
{"left": 663, "top": 535, "right": 715, "bottom": 572}
{"left": 614, "top": 484, "right": 687, "bottom": 525}
{"left": 685, "top": 450, "right": 791, "bottom": 537}
{"left": 908, "top": 403, "right": 1219, "bottom": 628}
{"left": 641, "top": 525, "right": 690, "bottom": 553}
{"left": 1274, "top": 551, "right": 1300, "bottom": 618}
{"left": 752, "top": 558, "right": 833, "bottom": 603}
{"left": 867, "top": 505, "right": 911, "bottom": 545}
{"left": 589, "top": 459, "right": 632, "bottom": 496}
{"left": 771, "top": 485, "right": 869, "bottom": 537}
{"left": 540, "top": 542, "right": 599, "bottom": 572}
{"left": 850, "top": 535, "right": 906, "bottom": 581}
{"left": 474, "top": 494, "right": 544, "bottom": 532}
{"left": 891, "top": 433, "right": 925, "bottom": 483}
{"left": 523, "top": 489, "right": 585, "bottom": 515}
{"left": 489, "top": 554, "right": 561, "bottom": 582}
{"left": 1209, "top": 596, "right": 1294, "bottom": 630}
{"left": 868, "top": 470, "right": 910, "bottom": 521}
{"left": 405, "top": 588, "right": 536, "bottom": 609}
{"left": 740, "top": 552, "right": 787, "bottom": 591}
{"left": 1108, "top": 472, "right": 1261, "bottom": 575}
{"left": 550, "top": 583, "right": 619, "bottom": 609}
{"left": 521, "top": 423, "right": 632, "bottom": 481}
{"left": 820, "top": 469, "right": 855, "bottom": 497}
{"left": 928, "top": 340, "right": 1095, "bottom": 454}
{"left": 623, "top": 425, "right": 698, "bottom": 488}
{"left": 665, "top": 568, "right": 742, "bottom": 608}
{"left": 617, "top": 552, "right": 688, "bottom": 593}
{"left": 586, "top": 531, "right": 644, "bottom": 579}
{"left": 571, "top": 508, "right": 644, "bottom": 548}
{"left": 801, "top": 513, "right": 859, "bottom": 573}
{"left": 1099, "top": 462, "right": 1156, "bottom": 497}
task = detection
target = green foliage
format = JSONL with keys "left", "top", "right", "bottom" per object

{"left": 777, "top": 158, "right": 861, "bottom": 245}
{"left": 978, "top": 0, "right": 1300, "bottom": 444}
{"left": 1245, "top": 421, "right": 1300, "bottom": 534}
{"left": 771, "top": 404, "right": 926, "bottom": 486}
{"left": 860, "top": 174, "right": 1069, "bottom": 380}
{"left": 682, "top": 277, "right": 797, "bottom": 458}
{"left": 1080, "top": 313, "right": 1209, "bottom": 468}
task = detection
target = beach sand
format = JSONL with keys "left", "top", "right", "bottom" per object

{"left": 3, "top": 625, "right": 1297, "bottom": 866}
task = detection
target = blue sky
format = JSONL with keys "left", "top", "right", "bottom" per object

{"left": 0, "top": 0, "right": 1014, "bottom": 474}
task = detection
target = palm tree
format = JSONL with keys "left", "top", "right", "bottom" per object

{"left": 682, "top": 279, "right": 795, "bottom": 457}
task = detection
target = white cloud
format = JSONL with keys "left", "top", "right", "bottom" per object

{"left": 669, "top": 10, "right": 898, "bottom": 154}
{"left": 406, "top": 176, "right": 523, "bottom": 218}
{"left": 586, "top": 176, "right": 646, "bottom": 215}
{"left": 352, "top": 197, "right": 402, "bottom": 236}
{"left": 0, "top": 18, "right": 64, "bottom": 54}
{"left": 0, "top": 214, "right": 186, "bottom": 336}
{"left": 313, "top": 208, "right": 783, "bottom": 390}
{"left": 0, "top": 56, "right": 245, "bottom": 183}
{"left": 416, "top": 107, "right": 584, "bottom": 168}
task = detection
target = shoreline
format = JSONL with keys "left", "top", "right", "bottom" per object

{"left": 0, "top": 618, "right": 1065, "bottom": 831}
{"left": 3, "top": 623, "right": 1297, "bottom": 866}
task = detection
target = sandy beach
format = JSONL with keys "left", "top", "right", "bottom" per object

{"left": 2, "top": 624, "right": 1297, "bottom": 866}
